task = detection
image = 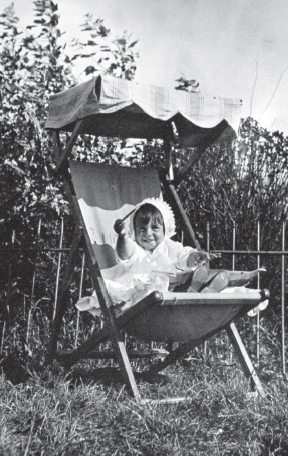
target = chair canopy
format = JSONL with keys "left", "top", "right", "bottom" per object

{"left": 45, "top": 74, "right": 242, "bottom": 148}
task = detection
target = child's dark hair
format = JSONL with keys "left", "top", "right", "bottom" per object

{"left": 133, "top": 203, "right": 165, "bottom": 233}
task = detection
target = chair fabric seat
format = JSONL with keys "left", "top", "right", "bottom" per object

{"left": 124, "top": 291, "right": 263, "bottom": 342}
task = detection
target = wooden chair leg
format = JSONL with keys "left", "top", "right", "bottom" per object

{"left": 110, "top": 335, "right": 152, "bottom": 401}
{"left": 85, "top": 268, "right": 141, "bottom": 401}
{"left": 46, "top": 225, "right": 83, "bottom": 364}
{"left": 145, "top": 319, "right": 265, "bottom": 399}
{"left": 226, "top": 321, "right": 265, "bottom": 398}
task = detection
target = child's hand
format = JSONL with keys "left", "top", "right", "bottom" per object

{"left": 193, "top": 251, "right": 210, "bottom": 265}
{"left": 187, "top": 251, "right": 210, "bottom": 267}
{"left": 188, "top": 251, "right": 219, "bottom": 267}
{"left": 114, "top": 219, "right": 126, "bottom": 235}
{"left": 209, "top": 252, "right": 221, "bottom": 260}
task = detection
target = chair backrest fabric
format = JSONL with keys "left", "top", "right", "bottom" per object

{"left": 69, "top": 160, "right": 162, "bottom": 270}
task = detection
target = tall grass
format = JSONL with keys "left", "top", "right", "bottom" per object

{"left": 1, "top": 344, "right": 288, "bottom": 455}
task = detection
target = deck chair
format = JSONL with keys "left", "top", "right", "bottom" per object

{"left": 45, "top": 74, "right": 269, "bottom": 403}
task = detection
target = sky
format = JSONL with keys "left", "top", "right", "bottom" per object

{"left": 3, "top": 0, "right": 288, "bottom": 135}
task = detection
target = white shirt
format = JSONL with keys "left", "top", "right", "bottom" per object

{"left": 113, "top": 238, "right": 196, "bottom": 288}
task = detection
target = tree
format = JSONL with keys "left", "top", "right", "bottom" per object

{"left": 0, "top": 2, "right": 140, "bottom": 233}
{"left": 0, "top": 2, "right": 140, "bottom": 344}
{"left": 71, "top": 14, "right": 139, "bottom": 81}
{"left": 0, "top": 2, "right": 72, "bottom": 234}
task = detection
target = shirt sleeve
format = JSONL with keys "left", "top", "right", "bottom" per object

{"left": 115, "top": 240, "right": 141, "bottom": 269}
{"left": 166, "top": 239, "right": 197, "bottom": 269}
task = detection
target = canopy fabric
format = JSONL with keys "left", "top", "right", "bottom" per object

{"left": 45, "top": 74, "right": 242, "bottom": 147}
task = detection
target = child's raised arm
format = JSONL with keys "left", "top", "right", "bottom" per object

{"left": 114, "top": 219, "right": 134, "bottom": 260}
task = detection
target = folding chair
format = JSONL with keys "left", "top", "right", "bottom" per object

{"left": 45, "top": 74, "right": 269, "bottom": 403}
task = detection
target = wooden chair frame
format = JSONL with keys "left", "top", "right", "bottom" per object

{"left": 44, "top": 120, "right": 269, "bottom": 404}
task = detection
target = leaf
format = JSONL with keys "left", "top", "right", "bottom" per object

{"left": 85, "top": 66, "right": 96, "bottom": 75}
{"left": 128, "top": 40, "right": 138, "bottom": 49}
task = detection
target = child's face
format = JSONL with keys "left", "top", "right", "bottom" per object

{"left": 134, "top": 216, "right": 165, "bottom": 252}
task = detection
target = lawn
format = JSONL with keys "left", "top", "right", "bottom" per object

{"left": 1, "top": 344, "right": 288, "bottom": 456}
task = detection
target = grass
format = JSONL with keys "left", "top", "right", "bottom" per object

{"left": 1, "top": 348, "right": 288, "bottom": 456}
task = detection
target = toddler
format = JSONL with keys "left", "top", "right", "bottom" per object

{"left": 76, "top": 198, "right": 228, "bottom": 316}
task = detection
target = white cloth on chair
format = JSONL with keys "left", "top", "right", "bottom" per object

{"left": 221, "top": 286, "right": 269, "bottom": 316}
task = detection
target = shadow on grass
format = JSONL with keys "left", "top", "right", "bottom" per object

{"left": 69, "top": 367, "right": 170, "bottom": 388}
